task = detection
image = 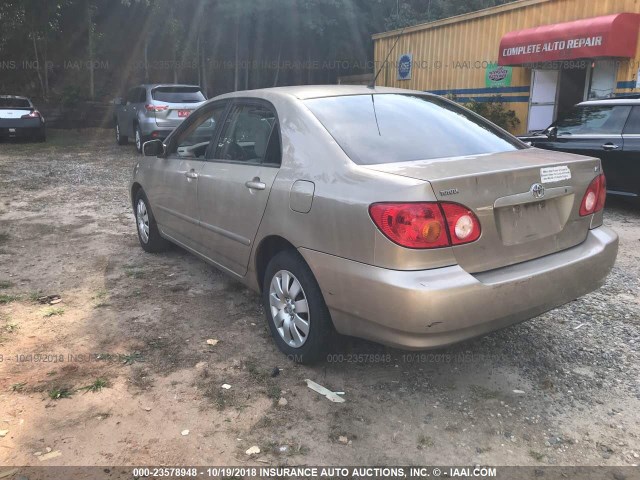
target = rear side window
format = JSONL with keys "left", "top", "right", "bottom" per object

{"left": 0, "top": 98, "right": 30, "bottom": 108}
{"left": 555, "top": 105, "right": 631, "bottom": 135}
{"left": 152, "top": 87, "right": 205, "bottom": 104}
{"left": 623, "top": 106, "right": 640, "bottom": 135}
{"left": 304, "top": 94, "right": 523, "bottom": 165}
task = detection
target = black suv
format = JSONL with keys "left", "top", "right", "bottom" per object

{"left": 520, "top": 98, "right": 640, "bottom": 201}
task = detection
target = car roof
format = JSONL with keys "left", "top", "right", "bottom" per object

{"left": 0, "top": 95, "right": 30, "bottom": 100}
{"left": 213, "top": 85, "right": 434, "bottom": 101}
{"left": 579, "top": 97, "right": 640, "bottom": 107}
{"left": 138, "top": 84, "right": 202, "bottom": 89}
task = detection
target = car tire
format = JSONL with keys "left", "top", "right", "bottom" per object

{"left": 263, "top": 250, "right": 332, "bottom": 364}
{"left": 116, "top": 122, "right": 128, "bottom": 145}
{"left": 134, "top": 190, "right": 170, "bottom": 253}
{"left": 135, "top": 124, "right": 144, "bottom": 154}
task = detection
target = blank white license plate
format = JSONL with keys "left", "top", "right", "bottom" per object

{"left": 9, "top": 128, "right": 16, "bottom": 132}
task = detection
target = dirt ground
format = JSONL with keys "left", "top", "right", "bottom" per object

{"left": 0, "top": 129, "right": 639, "bottom": 469}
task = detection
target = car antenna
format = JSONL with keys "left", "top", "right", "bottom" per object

{"left": 368, "top": 24, "right": 407, "bottom": 90}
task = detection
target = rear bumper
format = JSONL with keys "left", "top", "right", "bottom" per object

{"left": 300, "top": 226, "right": 618, "bottom": 350}
{"left": 0, "top": 119, "right": 44, "bottom": 139}
{"left": 137, "top": 116, "right": 174, "bottom": 138}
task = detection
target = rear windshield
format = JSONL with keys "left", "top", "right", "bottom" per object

{"left": 151, "top": 87, "right": 205, "bottom": 104}
{"left": 0, "top": 98, "right": 31, "bottom": 109}
{"left": 304, "top": 94, "right": 524, "bottom": 165}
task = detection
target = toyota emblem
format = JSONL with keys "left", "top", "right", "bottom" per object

{"left": 531, "top": 183, "right": 545, "bottom": 199}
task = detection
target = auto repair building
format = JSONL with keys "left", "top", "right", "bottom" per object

{"left": 372, "top": 0, "right": 640, "bottom": 134}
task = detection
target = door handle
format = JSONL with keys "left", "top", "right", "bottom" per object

{"left": 602, "top": 143, "right": 619, "bottom": 151}
{"left": 245, "top": 178, "right": 266, "bottom": 191}
{"left": 185, "top": 170, "right": 199, "bottom": 179}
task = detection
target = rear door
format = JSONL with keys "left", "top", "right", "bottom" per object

{"left": 620, "top": 106, "right": 640, "bottom": 197}
{"left": 196, "top": 100, "right": 281, "bottom": 276}
{"left": 146, "top": 102, "right": 227, "bottom": 247}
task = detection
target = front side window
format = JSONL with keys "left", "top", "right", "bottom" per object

{"left": 554, "top": 105, "right": 631, "bottom": 136}
{"left": 172, "top": 104, "right": 226, "bottom": 159}
{"left": 304, "top": 94, "right": 524, "bottom": 165}
{"left": 214, "top": 104, "right": 277, "bottom": 164}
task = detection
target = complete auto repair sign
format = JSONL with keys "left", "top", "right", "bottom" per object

{"left": 498, "top": 14, "right": 640, "bottom": 66}
{"left": 502, "top": 35, "right": 603, "bottom": 59}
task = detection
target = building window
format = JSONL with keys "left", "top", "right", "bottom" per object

{"left": 588, "top": 59, "right": 618, "bottom": 100}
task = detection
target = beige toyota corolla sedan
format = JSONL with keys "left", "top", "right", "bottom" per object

{"left": 131, "top": 85, "right": 618, "bottom": 363}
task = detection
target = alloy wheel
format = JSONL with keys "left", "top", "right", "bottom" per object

{"left": 269, "top": 270, "right": 310, "bottom": 348}
{"left": 136, "top": 199, "right": 150, "bottom": 244}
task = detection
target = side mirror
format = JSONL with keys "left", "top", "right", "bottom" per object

{"left": 143, "top": 139, "right": 165, "bottom": 157}
{"left": 547, "top": 126, "right": 558, "bottom": 140}
{"left": 114, "top": 97, "right": 125, "bottom": 106}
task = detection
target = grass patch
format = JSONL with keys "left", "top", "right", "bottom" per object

{"left": 0, "top": 294, "right": 18, "bottom": 305}
{"left": 0, "top": 281, "right": 13, "bottom": 289}
{"left": 11, "top": 382, "right": 27, "bottom": 392}
{"left": 92, "top": 289, "right": 110, "bottom": 308}
{"left": 28, "top": 290, "right": 44, "bottom": 302}
{"left": 48, "top": 386, "right": 73, "bottom": 400}
{"left": 4, "top": 322, "right": 19, "bottom": 333}
{"left": 266, "top": 384, "right": 281, "bottom": 400}
{"left": 469, "top": 384, "right": 500, "bottom": 399}
{"left": 529, "top": 450, "right": 545, "bottom": 461}
{"left": 79, "top": 378, "right": 109, "bottom": 393}
{"left": 124, "top": 265, "right": 145, "bottom": 279}
{"left": 121, "top": 351, "right": 143, "bottom": 365}
{"left": 244, "top": 357, "right": 272, "bottom": 384}
{"left": 43, "top": 307, "right": 65, "bottom": 318}
{"left": 417, "top": 434, "right": 434, "bottom": 450}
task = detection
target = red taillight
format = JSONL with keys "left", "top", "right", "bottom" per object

{"left": 369, "top": 202, "right": 481, "bottom": 249}
{"left": 145, "top": 104, "right": 168, "bottom": 112}
{"left": 580, "top": 174, "right": 606, "bottom": 217}
{"left": 21, "top": 110, "right": 40, "bottom": 119}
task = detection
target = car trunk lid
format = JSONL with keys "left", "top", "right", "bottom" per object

{"left": 364, "top": 148, "right": 600, "bottom": 273}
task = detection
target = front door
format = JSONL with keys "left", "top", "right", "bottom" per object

{"left": 147, "top": 103, "right": 227, "bottom": 247}
{"left": 528, "top": 69, "right": 559, "bottom": 133}
{"left": 542, "top": 104, "right": 631, "bottom": 192}
{"left": 196, "top": 101, "right": 282, "bottom": 276}
{"left": 620, "top": 106, "right": 640, "bottom": 196}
